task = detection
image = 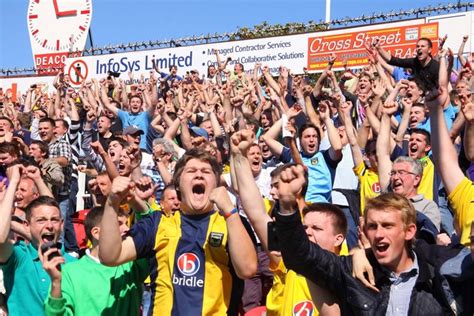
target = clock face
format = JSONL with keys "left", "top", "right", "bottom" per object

{"left": 28, "top": 0, "right": 92, "bottom": 52}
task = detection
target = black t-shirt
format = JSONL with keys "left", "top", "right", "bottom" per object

{"left": 389, "top": 56, "right": 439, "bottom": 90}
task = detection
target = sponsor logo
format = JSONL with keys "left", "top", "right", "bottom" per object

{"left": 405, "top": 28, "right": 419, "bottom": 41}
{"left": 420, "top": 25, "right": 437, "bottom": 38}
{"left": 293, "top": 300, "right": 314, "bottom": 316}
{"left": 177, "top": 253, "right": 200, "bottom": 276}
{"left": 372, "top": 182, "right": 381, "bottom": 193}
{"left": 173, "top": 253, "right": 204, "bottom": 288}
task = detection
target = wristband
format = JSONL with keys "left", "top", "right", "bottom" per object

{"left": 220, "top": 207, "right": 238, "bottom": 219}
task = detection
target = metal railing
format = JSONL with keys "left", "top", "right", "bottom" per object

{"left": 1, "top": 1, "right": 473, "bottom": 76}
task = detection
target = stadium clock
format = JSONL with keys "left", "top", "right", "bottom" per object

{"left": 27, "top": 0, "right": 92, "bottom": 52}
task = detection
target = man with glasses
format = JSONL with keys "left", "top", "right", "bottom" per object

{"left": 0, "top": 165, "right": 76, "bottom": 315}
{"left": 377, "top": 110, "right": 441, "bottom": 231}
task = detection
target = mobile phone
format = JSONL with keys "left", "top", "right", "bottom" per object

{"left": 40, "top": 241, "right": 62, "bottom": 261}
{"left": 267, "top": 221, "right": 280, "bottom": 251}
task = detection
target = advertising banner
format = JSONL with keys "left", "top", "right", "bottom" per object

{"left": 307, "top": 22, "right": 439, "bottom": 71}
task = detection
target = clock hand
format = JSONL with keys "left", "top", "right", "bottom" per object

{"left": 57, "top": 10, "right": 77, "bottom": 17}
{"left": 52, "top": 0, "right": 77, "bottom": 17}
{"left": 53, "top": 0, "right": 60, "bottom": 16}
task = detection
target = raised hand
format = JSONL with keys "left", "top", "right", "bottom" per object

{"left": 126, "top": 144, "right": 142, "bottom": 170}
{"left": 230, "top": 129, "right": 255, "bottom": 156}
{"left": 277, "top": 164, "right": 306, "bottom": 211}
{"left": 134, "top": 176, "right": 158, "bottom": 200}
{"left": 340, "top": 100, "right": 353, "bottom": 117}
{"left": 25, "top": 165, "right": 43, "bottom": 181}
{"left": 91, "top": 141, "right": 106, "bottom": 156}
{"left": 110, "top": 176, "right": 135, "bottom": 202}
{"left": 318, "top": 100, "right": 331, "bottom": 121}
{"left": 438, "top": 34, "right": 448, "bottom": 48}
{"left": 425, "top": 87, "right": 449, "bottom": 111}
{"left": 86, "top": 109, "right": 97, "bottom": 123}
{"left": 461, "top": 100, "right": 474, "bottom": 123}
{"left": 382, "top": 101, "right": 399, "bottom": 116}
{"left": 6, "top": 164, "right": 24, "bottom": 184}
{"left": 209, "top": 186, "right": 235, "bottom": 214}
{"left": 371, "top": 79, "right": 386, "bottom": 97}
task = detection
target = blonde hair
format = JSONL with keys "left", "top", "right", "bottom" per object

{"left": 364, "top": 193, "right": 417, "bottom": 249}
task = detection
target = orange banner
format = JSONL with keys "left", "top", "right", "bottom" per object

{"left": 307, "top": 22, "right": 439, "bottom": 71}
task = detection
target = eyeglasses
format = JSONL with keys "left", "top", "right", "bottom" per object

{"left": 389, "top": 170, "right": 417, "bottom": 177}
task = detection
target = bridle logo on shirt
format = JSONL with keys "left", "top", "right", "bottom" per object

{"left": 293, "top": 300, "right": 314, "bottom": 316}
{"left": 372, "top": 182, "right": 381, "bottom": 193}
{"left": 311, "top": 158, "right": 318, "bottom": 165}
{"left": 173, "top": 253, "right": 204, "bottom": 288}
{"left": 177, "top": 253, "right": 200, "bottom": 276}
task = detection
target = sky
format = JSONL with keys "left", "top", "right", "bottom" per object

{"left": 0, "top": 0, "right": 464, "bottom": 70}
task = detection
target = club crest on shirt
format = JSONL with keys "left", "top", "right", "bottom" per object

{"left": 209, "top": 232, "right": 224, "bottom": 247}
{"left": 311, "top": 158, "right": 318, "bottom": 165}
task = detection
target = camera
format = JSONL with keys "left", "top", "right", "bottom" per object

{"left": 107, "top": 71, "right": 121, "bottom": 78}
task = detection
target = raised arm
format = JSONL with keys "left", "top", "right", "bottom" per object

{"left": 461, "top": 96, "right": 474, "bottom": 161}
{"left": 99, "top": 176, "right": 138, "bottom": 266}
{"left": 427, "top": 84, "right": 465, "bottom": 193}
{"left": 376, "top": 103, "right": 398, "bottom": 191}
{"left": 340, "top": 101, "right": 364, "bottom": 167}
{"left": 319, "top": 101, "right": 342, "bottom": 161}
{"left": 99, "top": 81, "right": 119, "bottom": 116}
{"left": 457, "top": 35, "right": 469, "bottom": 67}
{"left": 0, "top": 165, "right": 22, "bottom": 263}
{"left": 261, "top": 119, "right": 284, "bottom": 158}
{"left": 230, "top": 130, "right": 279, "bottom": 264}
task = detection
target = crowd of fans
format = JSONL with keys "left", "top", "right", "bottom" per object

{"left": 0, "top": 34, "right": 473, "bottom": 316}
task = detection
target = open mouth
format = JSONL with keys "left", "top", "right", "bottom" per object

{"left": 41, "top": 233, "right": 55, "bottom": 243}
{"left": 409, "top": 144, "right": 418, "bottom": 153}
{"left": 118, "top": 163, "right": 126, "bottom": 172}
{"left": 192, "top": 183, "right": 206, "bottom": 200}
{"left": 392, "top": 181, "right": 403, "bottom": 190}
{"left": 375, "top": 243, "right": 389, "bottom": 255}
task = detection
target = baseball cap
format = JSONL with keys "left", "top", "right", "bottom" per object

{"left": 123, "top": 125, "right": 144, "bottom": 136}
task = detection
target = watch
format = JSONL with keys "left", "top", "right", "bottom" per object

{"left": 28, "top": 0, "right": 92, "bottom": 52}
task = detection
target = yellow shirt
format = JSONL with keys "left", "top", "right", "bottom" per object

{"left": 266, "top": 243, "right": 349, "bottom": 315}
{"left": 353, "top": 162, "right": 381, "bottom": 214}
{"left": 448, "top": 177, "right": 474, "bottom": 246}
{"left": 418, "top": 156, "right": 435, "bottom": 201}
{"left": 266, "top": 259, "right": 317, "bottom": 316}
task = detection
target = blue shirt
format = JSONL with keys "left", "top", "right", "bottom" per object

{"left": 386, "top": 253, "right": 419, "bottom": 316}
{"left": 1, "top": 241, "right": 76, "bottom": 316}
{"left": 280, "top": 147, "right": 340, "bottom": 203}
{"left": 117, "top": 110, "right": 152, "bottom": 150}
